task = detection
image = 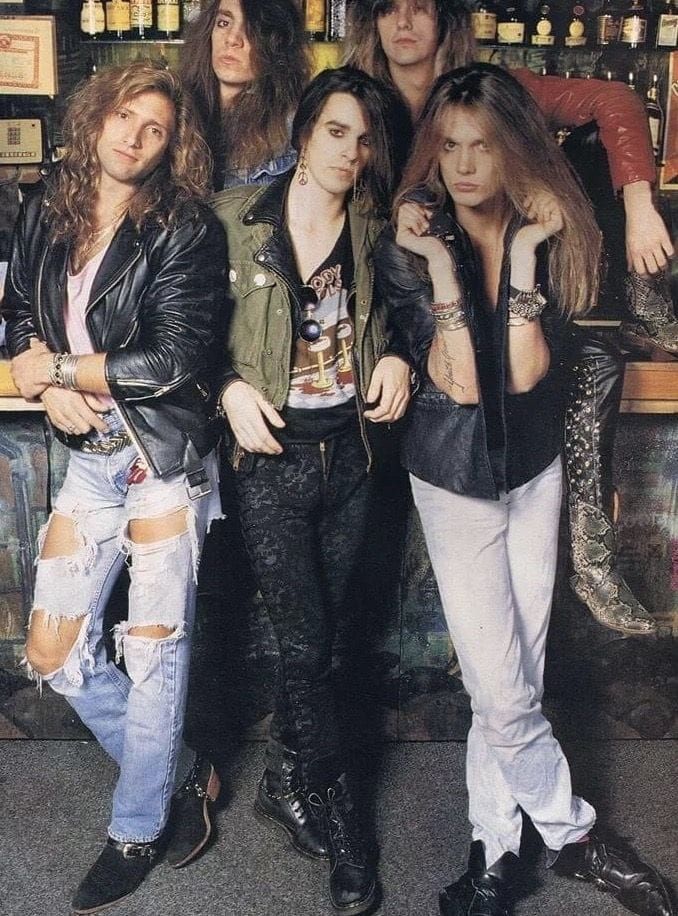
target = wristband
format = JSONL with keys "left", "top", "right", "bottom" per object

{"left": 507, "top": 284, "right": 547, "bottom": 321}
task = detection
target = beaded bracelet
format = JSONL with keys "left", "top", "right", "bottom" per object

{"left": 48, "top": 353, "right": 79, "bottom": 389}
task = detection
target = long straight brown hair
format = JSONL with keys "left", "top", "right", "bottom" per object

{"left": 344, "top": 0, "right": 475, "bottom": 90}
{"left": 396, "top": 64, "right": 602, "bottom": 317}
{"left": 180, "top": 0, "right": 310, "bottom": 183}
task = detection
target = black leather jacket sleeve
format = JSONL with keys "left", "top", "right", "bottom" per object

{"left": 3, "top": 191, "right": 43, "bottom": 356}
{"left": 105, "top": 208, "right": 227, "bottom": 401}
{"left": 374, "top": 225, "right": 437, "bottom": 381}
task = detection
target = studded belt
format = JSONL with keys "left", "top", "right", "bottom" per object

{"left": 77, "top": 430, "right": 132, "bottom": 455}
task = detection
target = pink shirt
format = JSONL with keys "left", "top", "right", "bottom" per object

{"left": 65, "top": 243, "right": 114, "bottom": 410}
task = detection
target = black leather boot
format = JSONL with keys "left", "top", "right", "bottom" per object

{"left": 310, "top": 774, "right": 377, "bottom": 914}
{"left": 71, "top": 837, "right": 159, "bottom": 914}
{"left": 565, "top": 337, "right": 657, "bottom": 635}
{"left": 254, "top": 741, "right": 329, "bottom": 860}
{"left": 439, "top": 840, "right": 519, "bottom": 916}
{"left": 551, "top": 830, "right": 674, "bottom": 916}
{"left": 165, "top": 754, "right": 221, "bottom": 868}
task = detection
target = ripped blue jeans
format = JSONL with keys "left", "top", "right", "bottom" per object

{"left": 26, "top": 424, "right": 220, "bottom": 844}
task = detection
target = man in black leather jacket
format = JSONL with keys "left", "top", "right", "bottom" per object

{"left": 2, "top": 61, "right": 227, "bottom": 913}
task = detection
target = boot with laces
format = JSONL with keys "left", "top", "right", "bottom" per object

{"left": 439, "top": 841, "right": 519, "bottom": 916}
{"left": 310, "top": 774, "right": 377, "bottom": 914}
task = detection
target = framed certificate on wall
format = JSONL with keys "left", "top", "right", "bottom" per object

{"left": 0, "top": 15, "right": 58, "bottom": 97}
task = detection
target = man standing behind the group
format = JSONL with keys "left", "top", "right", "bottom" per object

{"left": 3, "top": 60, "right": 226, "bottom": 913}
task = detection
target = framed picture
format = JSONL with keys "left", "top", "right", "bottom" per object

{"left": 660, "top": 51, "right": 678, "bottom": 190}
{"left": 0, "top": 15, "right": 58, "bottom": 97}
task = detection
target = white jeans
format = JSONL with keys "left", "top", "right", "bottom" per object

{"left": 411, "top": 457, "right": 596, "bottom": 866}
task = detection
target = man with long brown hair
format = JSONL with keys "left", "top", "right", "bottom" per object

{"left": 180, "top": 0, "right": 310, "bottom": 189}
{"left": 345, "top": 0, "right": 676, "bottom": 637}
{"left": 3, "top": 60, "right": 227, "bottom": 913}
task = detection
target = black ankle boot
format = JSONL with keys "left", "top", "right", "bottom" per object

{"left": 165, "top": 754, "right": 221, "bottom": 868}
{"left": 310, "top": 774, "right": 377, "bottom": 914}
{"left": 71, "top": 837, "right": 158, "bottom": 914}
{"left": 439, "top": 841, "right": 519, "bottom": 916}
{"left": 551, "top": 830, "right": 674, "bottom": 916}
{"left": 253, "top": 742, "right": 329, "bottom": 860}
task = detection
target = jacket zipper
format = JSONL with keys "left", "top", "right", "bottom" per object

{"left": 114, "top": 371, "right": 192, "bottom": 398}
{"left": 85, "top": 248, "right": 143, "bottom": 320}
{"left": 35, "top": 246, "right": 50, "bottom": 341}
{"left": 114, "top": 401, "right": 156, "bottom": 473}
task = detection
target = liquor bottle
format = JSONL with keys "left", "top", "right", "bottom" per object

{"left": 645, "top": 73, "right": 664, "bottom": 160}
{"left": 620, "top": 0, "right": 648, "bottom": 47}
{"left": 655, "top": 0, "right": 678, "bottom": 47}
{"left": 181, "top": 0, "right": 201, "bottom": 30}
{"left": 130, "top": 0, "right": 153, "bottom": 39}
{"left": 596, "top": 0, "right": 622, "bottom": 44}
{"left": 472, "top": 0, "right": 498, "bottom": 44}
{"left": 564, "top": 2, "right": 588, "bottom": 46}
{"left": 328, "top": 0, "right": 347, "bottom": 41}
{"left": 304, "top": 0, "right": 327, "bottom": 40}
{"left": 156, "top": 0, "right": 179, "bottom": 38}
{"left": 81, "top": 0, "right": 106, "bottom": 39}
{"left": 497, "top": 2, "right": 526, "bottom": 44}
{"left": 626, "top": 69, "right": 637, "bottom": 90}
{"left": 105, "top": 0, "right": 131, "bottom": 40}
{"left": 531, "top": 3, "right": 555, "bottom": 45}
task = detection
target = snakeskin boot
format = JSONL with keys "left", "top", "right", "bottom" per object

{"left": 620, "top": 269, "right": 678, "bottom": 360}
{"left": 565, "top": 336, "right": 657, "bottom": 635}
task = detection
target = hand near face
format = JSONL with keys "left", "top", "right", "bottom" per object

{"left": 514, "top": 192, "right": 564, "bottom": 252}
{"left": 395, "top": 202, "right": 450, "bottom": 264}
{"left": 221, "top": 380, "right": 285, "bottom": 455}
{"left": 364, "top": 355, "right": 411, "bottom": 423}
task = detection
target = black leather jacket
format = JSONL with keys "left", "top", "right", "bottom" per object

{"left": 3, "top": 189, "right": 228, "bottom": 478}
{"left": 374, "top": 208, "right": 573, "bottom": 499}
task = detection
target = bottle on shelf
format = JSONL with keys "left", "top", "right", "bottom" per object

{"left": 130, "top": 0, "right": 154, "bottom": 39}
{"left": 496, "top": 1, "right": 526, "bottom": 45}
{"left": 620, "top": 0, "right": 648, "bottom": 48}
{"left": 156, "top": 0, "right": 180, "bottom": 39}
{"left": 531, "top": 3, "right": 555, "bottom": 46}
{"left": 304, "top": 0, "right": 327, "bottom": 41}
{"left": 81, "top": 0, "right": 106, "bottom": 40}
{"left": 105, "top": 0, "right": 131, "bottom": 41}
{"left": 181, "top": 0, "right": 202, "bottom": 31}
{"left": 645, "top": 73, "right": 665, "bottom": 161}
{"left": 327, "top": 0, "right": 347, "bottom": 41}
{"left": 472, "top": 0, "right": 498, "bottom": 44}
{"left": 626, "top": 69, "right": 637, "bottom": 90}
{"left": 655, "top": 0, "right": 678, "bottom": 48}
{"left": 564, "top": 2, "right": 588, "bottom": 47}
{"left": 596, "top": 0, "right": 622, "bottom": 45}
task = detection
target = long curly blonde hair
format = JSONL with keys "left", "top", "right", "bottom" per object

{"left": 45, "top": 60, "right": 212, "bottom": 245}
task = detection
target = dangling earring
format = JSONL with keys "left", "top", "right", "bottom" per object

{"left": 297, "top": 151, "right": 308, "bottom": 186}
{"left": 353, "top": 176, "right": 366, "bottom": 205}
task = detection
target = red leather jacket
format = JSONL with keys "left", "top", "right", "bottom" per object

{"left": 514, "top": 69, "right": 655, "bottom": 190}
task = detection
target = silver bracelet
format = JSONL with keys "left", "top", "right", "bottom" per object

{"left": 434, "top": 309, "right": 468, "bottom": 330}
{"left": 48, "top": 353, "right": 67, "bottom": 387}
{"left": 61, "top": 355, "right": 79, "bottom": 390}
{"left": 507, "top": 284, "right": 547, "bottom": 321}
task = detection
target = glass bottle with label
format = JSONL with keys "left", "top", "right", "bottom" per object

{"left": 655, "top": 0, "right": 678, "bottom": 47}
{"left": 531, "top": 3, "right": 555, "bottom": 45}
{"left": 156, "top": 0, "right": 179, "bottom": 38}
{"left": 564, "top": 2, "right": 588, "bottom": 46}
{"left": 597, "top": 0, "right": 622, "bottom": 44}
{"left": 620, "top": 0, "right": 648, "bottom": 48}
{"left": 497, "top": 2, "right": 526, "bottom": 44}
{"left": 81, "top": 0, "right": 106, "bottom": 39}
{"left": 304, "top": 0, "right": 327, "bottom": 40}
{"left": 327, "top": 0, "right": 347, "bottom": 41}
{"left": 130, "top": 0, "right": 153, "bottom": 39}
{"left": 472, "top": 0, "right": 498, "bottom": 44}
{"left": 181, "top": 0, "right": 201, "bottom": 31}
{"left": 105, "top": 0, "right": 131, "bottom": 39}
{"left": 645, "top": 74, "right": 664, "bottom": 161}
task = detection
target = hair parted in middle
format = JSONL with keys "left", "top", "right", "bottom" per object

{"left": 291, "top": 66, "right": 399, "bottom": 217}
{"left": 45, "top": 58, "right": 211, "bottom": 247}
{"left": 180, "top": 0, "right": 311, "bottom": 185}
{"left": 343, "top": 0, "right": 475, "bottom": 87}
{"left": 395, "top": 63, "right": 602, "bottom": 317}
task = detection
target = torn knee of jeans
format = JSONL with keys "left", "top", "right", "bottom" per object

{"left": 36, "top": 511, "right": 98, "bottom": 576}
{"left": 22, "top": 612, "right": 93, "bottom": 692}
{"left": 113, "top": 621, "right": 187, "bottom": 688}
